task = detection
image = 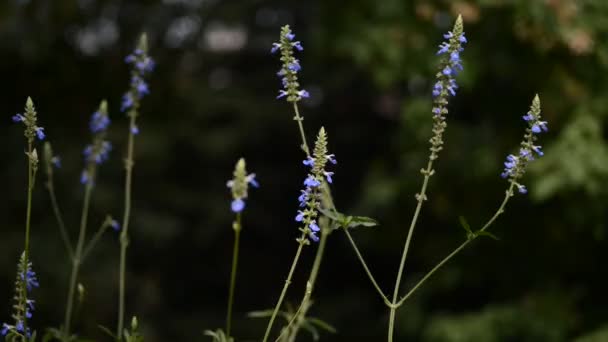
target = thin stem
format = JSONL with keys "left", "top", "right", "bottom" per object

{"left": 226, "top": 213, "right": 242, "bottom": 338}
{"left": 285, "top": 224, "right": 329, "bottom": 342}
{"left": 262, "top": 236, "right": 306, "bottom": 342}
{"left": 292, "top": 103, "right": 311, "bottom": 157}
{"left": 22, "top": 142, "right": 34, "bottom": 339}
{"left": 395, "top": 183, "right": 515, "bottom": 307}
{"left": 63, "top": 169, "right": 95, "bottom": 339}
{"left": 46, "top": 177, "right": 74, "bottom": 260}
{"left": 343, "top": 228, "right": 390, "bottom": 305}
{"left": 81, "top": 216, "right": 112, "bottom": 262}
{"left": 117, "top": 114, "right": 137, "bottom": 340}
{"left": 387, "top": 159, "right": 433, "bottom": 342}
{"left": 276, "top": 281, "right": 312, "bottom": 342}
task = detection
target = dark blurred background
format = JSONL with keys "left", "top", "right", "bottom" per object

{"left": 1, "top": 0, "right": 607, "bottom": 341}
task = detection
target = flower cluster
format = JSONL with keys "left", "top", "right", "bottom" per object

{"left": 81, "top": 101, "right": 112, "bottom": 185}
{"left": 2, "top": 253, "right": 39, "bottom": 339}
{"left": 295, "top": 127, "right": 336, "bottom": 243}
{"left": 429, "top": 15, "right": 467, "bottom": 161}
{"left": 271, "top": 25, "right": 309, "bottom": 102}
{"left": 501, "top": 95, "right": 547, "bottom": 194}
{"left": 12, "top": 97, "right": 45, "bottom": 143}
{"left": 121, "top": 33, "right": 154, "bottom": 134}
{"left": 227, "top": 158, "right": 259, "bottom": 213}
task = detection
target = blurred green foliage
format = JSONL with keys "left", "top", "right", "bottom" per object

{"left": 0, "top": 0, "right": 607, "bottom": 341}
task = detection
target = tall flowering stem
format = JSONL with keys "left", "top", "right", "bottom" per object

{"left": 3, "top": 97, "right": 45, "bottom": 339}
{"left": 117, "top": 33, "right": 154, "bottom": 340}
{"left": 62, "top": 100, "right": 113, "bottom": 339}
{"left": 225, "top": 158, "right": 258, "bottom": 338}
{"left": 387, "top": 16, "right": 467, "bottom": 341}
{"left": 262, "top": 128, "right": 336, "bottom": 342}
{"left": 393, "top": 96, "right": 547, "bottom": 312}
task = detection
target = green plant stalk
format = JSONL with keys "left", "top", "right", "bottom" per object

{"left": 292, "top": 103, "right": 310, "bottom": 157}
{"left": 117, "top": 113, "right": 138, "bottom": 340}
{"left": 387, "top": 159, "right": 433, "bottom": 342}
{"left": 63, "top": 167, "right": 96, "bottom": 339}
{"left": 262, "top": 234, "right": 307, "bottom": 342}
{"left": 226, "top": 213, "right": 242, "bottom": 337}
{"left": 82, "top": 217, "right": 112, "bottom": 262}
{"left": 46, "top": 174, "right": 74, "bottom": 260}
{"left": 22, "top": 141, "right": 35, "bottom": 339}
{"left": 343, "top": 228, "right": 389, "bottom": 304}
{"left": 395, "top": 183, "right": 515, "bottom": 307}
{"left": 284, "top": 225, "right": 328, "bottom": 342}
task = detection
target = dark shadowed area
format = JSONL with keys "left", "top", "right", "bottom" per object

{"left": 1, "top": 0, "right": 607, "bottom": 341}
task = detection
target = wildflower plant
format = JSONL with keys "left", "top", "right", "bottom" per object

{"left": 117, "top": 33, "right": 154, "bottom": 341}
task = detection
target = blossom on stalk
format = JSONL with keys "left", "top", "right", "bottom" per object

{"left": 429, "top": 15, "right": 467, "bottom": 161}
{"left": 226, "top": 158, "right": 259, "bottom": 213}
{"left": 12, "top": 97, "right": 45, "bottom": 144}
{"left": 501, "top": 95, "right": 547, "bottom": 194}
{"left": 295, "top": 127, "right": 336, "bottom": 243}
{"left": 1, "top": 253, "right": 39, "bottom": 339}
{"left": 81, "top": 101, "right": 112, "bottom": 185}
{"left": 271, "top": 25, "right": 309, "bottom": 102}
{"left": 121, "top": 33, "right": 155, "bottom": 134}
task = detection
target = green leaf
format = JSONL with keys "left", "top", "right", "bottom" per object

{"left": 307, "top": 317, "right": 338, "bottom": 333}
{"left": 97, "top": 325, "right": 116, "bottom": 340}
{"left": 459, "top": 216, "right": 475, "bottom": 240}
{"left": 346, "top": 216, "right": 379, "bottom": 229}
{"left": 318, "top": 208, "right": 344, "bottom": 222}
{"left": 476, "top": 230, "right": 500, "bottom": 241}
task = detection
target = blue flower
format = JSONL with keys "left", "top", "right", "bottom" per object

{"left": 309, "top": 220, "right": 320, "bottom": 232}
{"left": 324, "top": 171, "right": 334, "bottom": 183}
{"left": 288, "top": 61, "right": 301, "bottom": 72}
{"left": 432, "top": 82, "right": 442, "bottom": 97}
{"left": 231, "top": 198, "right": 245, "bottom": 213}
{"left": 308, "top": 232, "right": 319, "bottom": 242}
{"left": 326, "top": 154, "right": 337, "bottom": 165}
{"left": 437, "top": 42, "right": 450, "bottom": 55}
{"left": 285, "top": 32, "right": 295, "bottom": 41}
{"left": 531, "top": 121, "right": 548, "bottom": 133}
{"left": 271, "top": 43, "right": 281, "bottom": 54}
{"left": 517, "top": 184, "right": 527, "bottom": 194}
{"left": 111, "top": 220, "right": 120, "bottom": 231}
{"left": 295, "top": 211, "right": 305, "bottom": 222}
{"left": 121, "top": 94, "right": 134, "bottom": 112}
{"left": 89, "top": 111, "right": 110, "bottom": 133}
{"left": 131, "top": 125, "right": 140, "bottom": 135}
{"left": 298, "top": 90, "right": 310, "bottom": 98}
{"left": 292, "top": 41, "right": 303, "bottom": 51}
{"left": 35, "top": 127, "right": 45, "bottom": 140}
{"left": 51, "top": 156, "right": 61, "bottom": 168}
{"left": 12, "top": 114, "right": 24, "bottom": 122}
{"left": 298, "top": 190, "right": 309, "bottom": 206}
{"left": 303, "top": 157, "right": 315, "bottom": 167}
{"left": 80, "top": 171, "right": 89, "bottom": 184}
{"left": 303, "top": 176, "right": 320, "bottom": 187}
{"left": 21, "top": 263, "right": 39, "bottom": 292}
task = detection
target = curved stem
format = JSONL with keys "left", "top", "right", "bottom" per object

{"left": 63, "top": 169, "right": 95, "bottom": 339}
{"left": 46, "top": 178, "right": 74, "bottom": 260}
{"left": 81, "top": 216, "right": 112, "bottom": 263}
{"left": 387, "top": 160, "right": 433, "bottom": 342}
{"left": 117, "top": 114, "right": 137, "bottom": 340}
{"left": 395, "top": 183, "right": 515, "bottom": 307}
{"left": 262, "top": 236, "right": 306, "bottom": 342}
{"left": 226, "top": 213, "right": 242, "bottom": 338}
{"left": 343, "top": 228, "right": 390, "bottom": 305}
{"left": 277, "top": 281, "right": 312, "bottom": 342}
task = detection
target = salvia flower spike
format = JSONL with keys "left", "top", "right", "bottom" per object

{"left": 226, "top": 158, "right": 259, "bottom": 213}
{"left": 501, "top": 95, "right": 546, "bottom": 194}
{"left": 121, "top": 33, "right": 155, "bottom": 124}
{"left": 296, "top": 127, "right": 336, "bottom": 243}
{"left": 81, "top": 100, "right": 112, "bottom": 185}
{"left": 1, "top": 252, "right": 39, "bottom": 339}
{"left": 12, "top": 97, "right": 45, "bottom": 144}
{"left": 272, "top": 25, "right": 310, "bottom": 102}
{"left": 429, "top": 15, "right": 467, "bottom": 161}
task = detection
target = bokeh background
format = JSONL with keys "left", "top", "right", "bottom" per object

{"left": 1, "top": 0, "right": 608, "bottom": 341}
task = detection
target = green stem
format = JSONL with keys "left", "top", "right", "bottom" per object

{"left": 292, "top": 103, "right": 311, "bottom": 157}
{"left": 81, "top": 216, "right": 112, "bottom": 263}
{"left": 22, "top": 142, "right": 34, "bottom": 340}
{"left": 63, "top": 168, "right": 95, "bottom": 339}
{"left": 117, "top": 114, "right": 137, "bottom": 340}
{"left": 262, "top": 236, "right": 306, "bottom": 342}
{"left": 46, "top": 176, "right": 74, "bottom": 260}
{"left": 395, "top": 183, "right": 515, "bottom": 307}
{"left": 343, "top": 228, "right": 390, "bottom": 305}
{"left": 387, "top": 159, "right": 433, "bottom": 342}
{"left": 285, "top": 224, "right": 329, "bottom": 342}
{"left": 226, "top": 213, "right": 242, "bottom": 338}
